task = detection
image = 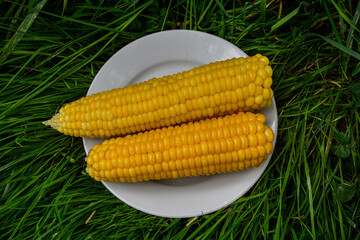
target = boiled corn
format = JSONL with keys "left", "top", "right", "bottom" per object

{"left": 85, "top": 112, "right": 274, "bottom": 182}
{"left": 44, "top": 54, "right": 274, "bottom": 138}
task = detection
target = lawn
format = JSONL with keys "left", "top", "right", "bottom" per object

{"left": 1, "top": 0, "right": 359, "bottom": 239}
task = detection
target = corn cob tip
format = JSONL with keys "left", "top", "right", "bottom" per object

{"left": 42, "top": 120, "right": 50, "bottom": 126}
{"left": 43, "top": 113, "right": 62, "bottom": 130}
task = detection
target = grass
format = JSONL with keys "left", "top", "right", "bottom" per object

{"left": 0, "top": 0, "right": 359, "bottom": 239}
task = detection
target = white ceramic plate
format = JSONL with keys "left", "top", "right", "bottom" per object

{"left": 83, "top": 30, "right": 278, "bottom": 218}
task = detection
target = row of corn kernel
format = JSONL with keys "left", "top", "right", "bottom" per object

{"left": 88, "top": 126, "right": 271, "bottom": 161}
{"left": 60, "top": 54, "right": 271, "bottom": 115}
{"left": 61, "top": 57, "right": 267, "bottom": 115}
{"left": 84, "top": 112, "right": 267, "bottom": 155}
{"left": 58, "top": 91, "right": 273, "bottom": 137}
{"left": 62, "top": 73, "right": 272, "bottom": 123}
{"left": 87, "top": 153, "right": 270, "bottom": 183}
{"left": 104, "top": 113, "right": 268, "bottom": 147}
{"left": 81, "top": 54, "right": 270, "bottom": 106}
{"left": 59, "top": 100, "right": 273, "bottom": 137}
{"left": 64, "top": 60, "right": 272, "bottom": 117}
{"left": 88, "top": 139, "right": 273, "bottom": 172}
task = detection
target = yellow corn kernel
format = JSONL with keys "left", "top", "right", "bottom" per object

{"left": 255, "top": 95, "right": 264, "bottom": 105}
{"left": 264, "top": 78, "right": 273, "bottom": 88}
{"left": 264, "top": 127, "right": 275, "bottom": 142}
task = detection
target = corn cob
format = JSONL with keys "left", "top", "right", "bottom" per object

{"left": 44, "top": 54, "right": 274, "bottom": 138}
{"left": 85, "top": 112, "right": 274, "bottom": 183}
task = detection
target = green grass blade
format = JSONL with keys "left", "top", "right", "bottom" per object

{"left": 0, "top": 0, "right": 48, "bottom": 64}
{"left": 330, "top": 0, "right": 360, "bottom": 33}
{"left": 322, "top": 0, "right": 341, "bottom": 43}
{"left": 346, "top": 1, "right": 360, "bottom": 48}
{"left": 270, "top": 2, "right": 305, "bottom": 32}
{"left": 299, "top": 33, "right": 360, "bottom": 61}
